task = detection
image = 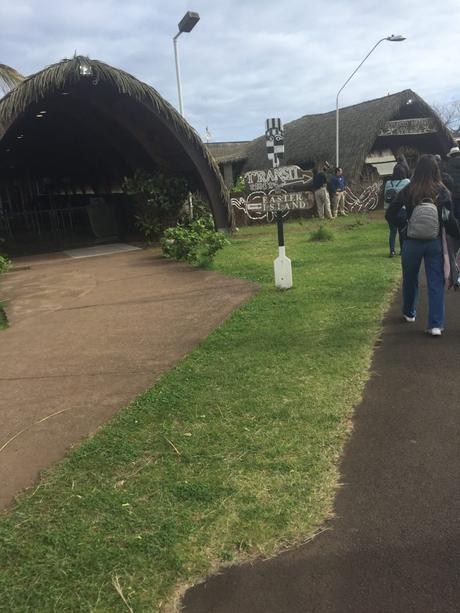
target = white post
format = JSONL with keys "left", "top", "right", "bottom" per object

{"left": 336, "top": 95, "right": 340, "bottom": 167}
{"left": 173, "top": 34, "right": 184, "bottom": 117}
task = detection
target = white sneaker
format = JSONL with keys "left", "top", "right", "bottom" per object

{"left": 426, "top": 328, "right": 442, "bottom": 336}
{"left": 403, "top": 315, "right": 416, "bottom": 323}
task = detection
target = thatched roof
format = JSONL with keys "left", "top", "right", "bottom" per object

{"left": 206, "top": 141, "right": 250, "bottom": 164}
{"left": 0, "top": 56, "right": 231, "bottom": 229}
{"left": 242, "top": 90, "right": 454, "bottom": 182}
{"left": 0, "top": 64, "right": 24, "bottom": 95}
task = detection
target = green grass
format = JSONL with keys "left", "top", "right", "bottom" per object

{"left": 0, "top": 216, "right": 400, "bottom": 611}
{"left": 309, "top": 223, "right": 335, "bottom": 242}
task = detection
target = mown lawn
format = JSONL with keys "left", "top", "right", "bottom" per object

{"left": 0, "top": 215, "right": 400, "bottom": 611}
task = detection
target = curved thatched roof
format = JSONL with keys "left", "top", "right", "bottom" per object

{"left": 0, "top": 56, "right": 231, "bottom": 229}
{"left": 242, "top": 90, "right": 454, "bottom": 182}
{"left": 0, "top": 64, "right": 24, "bottom": 95}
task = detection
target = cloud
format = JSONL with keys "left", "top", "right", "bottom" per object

{"left": 1, "top": 0, "right": 459, "bottom": 141}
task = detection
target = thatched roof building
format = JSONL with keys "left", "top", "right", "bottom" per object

{"left": 0, "top": 56, "right": 231, "bottom": 252}
{"left": 211, "top": 90, "right": 454, "bottom": 188}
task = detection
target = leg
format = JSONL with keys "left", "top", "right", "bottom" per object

{"left": 424, "top": 239, "right": 445, "bottom": 329}
{"left": 387, "top": 220, "right": 397, "bottom": 254}
{"left": 398, "top": 227, "right": 404, "bottom": 254}
{"left": 331, "top": 193, "right": 338, "bottom": 218}
{"left": 339, "top": 191, "right": 346, "bottom": 214}
{"left": 401, "top": 239, "right": 423, "bottom": 318}
{"left": 323, "top": 189, "right": 333, "bottom": 219}
{"left": 315, "top": 190, "right": 325, "bottom": 219}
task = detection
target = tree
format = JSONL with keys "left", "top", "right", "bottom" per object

{"left": 432, "top": 99, "right": 460, "bottom": 130}
{"left": 0, "top": 64, "right": 24, "bottom": 95}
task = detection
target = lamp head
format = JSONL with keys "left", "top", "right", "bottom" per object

{"left": 178, "top": 11, "right": 200, "bottom": 33}
{"left": 386, "top": 34, "right": 406, "bottom": 42}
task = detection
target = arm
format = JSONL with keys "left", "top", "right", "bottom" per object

{"left": 438, "top": 185, "right": 460, "bottom": 238}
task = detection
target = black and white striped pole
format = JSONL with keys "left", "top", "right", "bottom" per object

{"left": 266, "top": 118, "right": 292, "bottom": 289}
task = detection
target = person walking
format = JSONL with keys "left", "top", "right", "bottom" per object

{"left": 386, "top": 154, "right": 457, "bottom": 336}
{"left": 444, "top": 146, "right": 460, "bottom": 220}
{"left": 384, "top": 169, "right": 410, "bottom": 257}
{"left": 330, "top": 167, "right": 347, "bottom": 217}
{"left": 312, "top": 163, "right": 332, "bottom": 219}
{"left": 392, "top": 154, "right": 411, "bottom": 180}
{"left": 434, "top": 154, "right": 454, "bottom": 193}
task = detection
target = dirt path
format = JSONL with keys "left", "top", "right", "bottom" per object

{"left": 0, "top": 249, "right": 257, "bottom": 509}
{"left": 183, "top": 282, "right": 460, "bottom": 613}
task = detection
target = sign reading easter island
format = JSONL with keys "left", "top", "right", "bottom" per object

{"left": 245, "top": 190, "right": 314, "bottom": 213}
{"left": 244, "top": 165, "right": 312, "bottom": 193}
{"left": 231, "top": 165, "right": 314, "bottom": 216}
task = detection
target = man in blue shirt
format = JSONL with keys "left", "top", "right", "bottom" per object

{"left": 330, "top": 167, "right": 347, "bottom": 217}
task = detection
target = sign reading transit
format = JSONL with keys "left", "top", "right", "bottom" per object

{"left": 244, "top": 165, "right": 312, "bottom": 193}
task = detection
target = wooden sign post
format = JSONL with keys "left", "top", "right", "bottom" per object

{"left": 266, "top": 118, "right": 292, "bottom": 289}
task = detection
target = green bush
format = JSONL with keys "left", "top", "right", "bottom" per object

{"left": 123, "top": 170, "right": 189, "bottom": 241}
{"left": 161, "top": 216, "right": 229, "bottom": 267}
{"left": 0, "top": 254, "right": 10, "bottom": 275}
{"left": 309, "top": 225, "right": 335, "bottom": 242}
{"left": 177, "top": 192, "right": 212, "bottom": 225}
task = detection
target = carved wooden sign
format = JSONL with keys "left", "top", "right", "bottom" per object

{"left": 244, "top": 165, "right": 312, "bottom": 192}
{"left": 245, "top": 190, "right": 314, "bottom": 213}
{"left": 231, "top": 165, "right": 313, "bottom": 218}
{"left": 379, "top": 117, "right": 437, "bottom": 136}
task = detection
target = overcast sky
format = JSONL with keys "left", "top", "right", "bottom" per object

{"left": 2, "top": 0, "right": 459, "bottom": 142}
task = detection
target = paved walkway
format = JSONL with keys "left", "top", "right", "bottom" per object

{"left": 183, "top": 282, "right": 460, "bottom": 612}
{"left": 0, "top": 249, "right": 257, "bottom": 509}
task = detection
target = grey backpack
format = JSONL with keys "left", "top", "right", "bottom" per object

{"left": 407, "top": 199, "right": 439, "bottom": 240}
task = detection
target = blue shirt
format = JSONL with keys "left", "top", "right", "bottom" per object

{"left": 330, "top": 175, "right": 346, "bottom": 192}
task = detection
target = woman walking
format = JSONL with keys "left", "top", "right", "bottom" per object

{"left": 384, "top": 169, "right": 410, "bottom": 256}
{"left": 386, "top": 154, "right": 457, "bottom": 336}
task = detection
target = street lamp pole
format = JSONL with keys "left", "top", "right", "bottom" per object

{"left": 173, "top": 33, "right": 185, "bottom": 116}
{"left": 172, "top": 11, "right": 200, "bottom": 118}
{"left": 335, "top": 34, "right": 406, "bottom": 167}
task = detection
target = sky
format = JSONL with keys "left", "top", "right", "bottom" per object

{"left": 1, "top": 0, "right": 459, "bottom": 142}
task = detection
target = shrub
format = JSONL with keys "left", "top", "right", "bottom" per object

{"left": 0, "top": 254, "right": 10, "bottom": 275}
{"left": 309, "top": 225, "right": 335, "bottom": 242}
{"left": 123, "top": 170, "right": 189, "bottom": 241}
{"left": 178, "top": 192, "right": 212, "bottom": 225}
{"left": 161, "top": 216, "right": 229, "bottom": 267}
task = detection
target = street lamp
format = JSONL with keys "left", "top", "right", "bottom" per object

{"left": 173, "top": 11, "right": 200, "bottom": 117}
{"left": 335, "top": 34, "right": 406, "bottom": 167}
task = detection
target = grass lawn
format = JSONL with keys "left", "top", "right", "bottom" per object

{"left": 0, "top": 215, "right": 401, "bottom": 611}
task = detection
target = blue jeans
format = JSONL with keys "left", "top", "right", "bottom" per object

{"left": 402, "top": 238, "right": 445, "bottom": 329}
{"left": 387, "top": 220, "right": 403, "bottom": 253}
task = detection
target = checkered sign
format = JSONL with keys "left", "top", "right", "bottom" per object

{"left": 265, "top": 118, "right": 284, "bottom": 168}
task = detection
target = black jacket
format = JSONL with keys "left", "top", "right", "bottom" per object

{"left": 444, "top": 155, "right": 460, "bottom": 199}
{"left": 312, "top": 171, "right": 327, "bottom": 190}
{"left": 392, "top": 162, "right": 410, "bottom": 180}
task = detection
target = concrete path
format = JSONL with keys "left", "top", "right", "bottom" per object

{"left": 0, "top": 249, "right": 257, "bottom": 509}
{"left": 183, "top": 282, "right": 460, "bottom": 612}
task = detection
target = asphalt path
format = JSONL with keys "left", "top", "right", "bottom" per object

{"left": 183, "top": 276, "right": 460, "bottom": 613}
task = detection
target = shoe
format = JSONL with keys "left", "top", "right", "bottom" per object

{"left": 403, "top": 314, "right": 416, "bottom": 323}
{"left": 426, "top": 328, "right": 442, "bottom": 336}
{"left": 390, "top": 251, "right": 396, "bottom": 258}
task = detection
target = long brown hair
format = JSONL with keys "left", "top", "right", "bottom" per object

{"left": 408, "top": 155, "right": 442, "bottom": 205}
